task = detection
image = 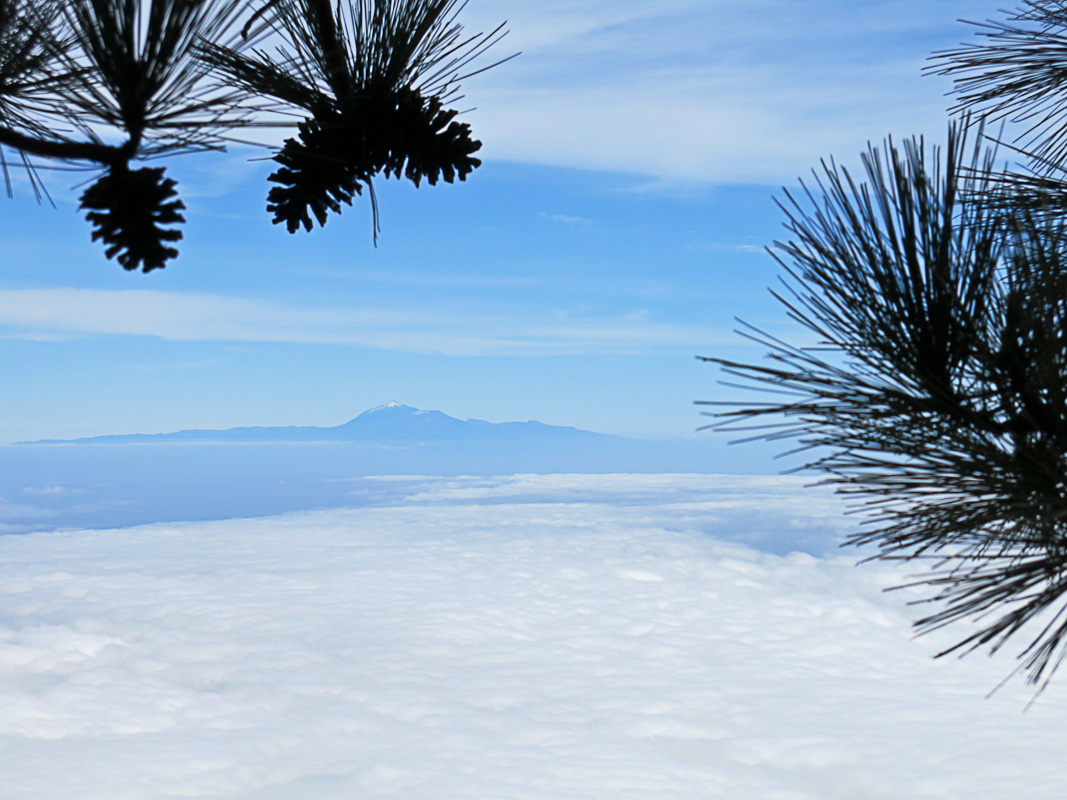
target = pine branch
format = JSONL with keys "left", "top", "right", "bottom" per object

{"left": 701, "top": 121, "right": 1067, "bottom": 687}
{"left": 198, "top": 0, "right": 509, "bottom": 237}
{"left": 0, "top": 124, "right": 125, "bottom": 164}
{"left": 931, "top": 1, "right": 1067, "bottom": 169}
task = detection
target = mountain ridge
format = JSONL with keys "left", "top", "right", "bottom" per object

{"left": 19, "top": 402, "right": 617, "bottom": 445}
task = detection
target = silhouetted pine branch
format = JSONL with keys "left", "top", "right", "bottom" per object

{"left": 934, "top": 1, "right": 1067, "bottom": 166}
{"left": 931, "top": 1, "right": 1067, "bottom": 169}
{"left": 931, "top": 1, "right": 1067, "bottom": 231}
{"left": 198, "top": 0, "right": 510, "bottom": 240}
{"left": 700, "top": 122, "right": 1067, "bottom": 689}
{"left": 0, "top": 0, "right": 254, "bottom": 270}
{"left": 0, "top": 0, "right": 509, "bottom": 269}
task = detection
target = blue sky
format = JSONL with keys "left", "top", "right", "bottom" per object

{"left": 1, "top": 0, "right": 1008, "bottom": 446}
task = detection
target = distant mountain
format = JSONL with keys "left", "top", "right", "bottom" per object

{"left": 20, "top": 402, "right": 618, "bottom": 446}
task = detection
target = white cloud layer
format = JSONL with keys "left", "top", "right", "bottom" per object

{"left": 1, "top": 474, "right": 1065, "bottom": 799}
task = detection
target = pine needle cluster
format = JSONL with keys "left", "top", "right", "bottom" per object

{"left": 702, "top": 1, "right": 1067, "bottom": 690}
{"left": 0, "top": 0, "right": 509, "bottom": 270}
{"left": 199, "top": 0, "right": 507, "bottom": 238}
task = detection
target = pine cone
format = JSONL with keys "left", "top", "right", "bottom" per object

{"left": 266, "top": 113, "right": 365, "bottom": 232}
{"left": 266, "top": 89, "right": 482, "bottom": 233}
{"left": 80, "top": 167, "right": 185, "bottom": 272}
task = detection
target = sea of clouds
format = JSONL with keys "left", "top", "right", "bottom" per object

{"left": 1, "top": 473, "right": 1065, "bottom": 799}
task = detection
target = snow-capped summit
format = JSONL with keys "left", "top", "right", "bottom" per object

{"left": 337, "top": 403, "right": 470, "bottom": 439}
{"left": 364, "top": 400, "right": 404, "bottom": 413}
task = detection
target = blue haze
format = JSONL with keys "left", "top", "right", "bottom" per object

{"left": 3, "top": 403, "right": 800, "bottom": 534}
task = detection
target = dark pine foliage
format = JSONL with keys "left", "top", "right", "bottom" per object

{"left": 700, "top": 1, "right": 1067, "bottom": 694}
{"left": 928, "top": 1, "right": 1067, "bottom": 226}
{"left": 0, "top": 0, "right": 508, "bottom": 268}
{"left": 930, "top": 0, "right": 1067, "bottom": 170}
{"left": 701, "top": 121, "right": 1067, "bottom": 690}
{"left": 0, "top": 0, "right": 252, "bottom": 270}
{"left": 200, "top": 0, "right": 510, "bottom": 240}
{"left": 266, "top": 86, "right": 481, "bottom": 233}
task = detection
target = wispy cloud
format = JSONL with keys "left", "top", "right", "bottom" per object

{"left": 23, "top": 485, "right": 84, "bottom": 497}
{"left": 457, "top": 0, "right": 980, "bottom": 184}
{"left": 687, "top": 241, "right": 766, "bottom": 254}
{"left": 539, "top": 212, "right": 595, "bottom": 226}
{"left": 0, "top": 288, "right": 730, "bottom": 356}
{"left": 469, "top": 68, "right": 952, "bottom": 185}
{"left": 117, "top": 358, "right": 227, "bottom": 372}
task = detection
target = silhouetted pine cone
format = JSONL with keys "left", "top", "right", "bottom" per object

{"left": 352, "top": 89, "right": 476, "bottom": 184}
{"left": 266, "top": 88, "right": 482, "bottom": 232}
{"left": 374, "top": 89, "right": 482, "bottom": 187}
{"left": 79, "top": 166, "right": 186, "bottom": 272}
{"left": 266, "top": 113, "right": 366, "bottom": 233}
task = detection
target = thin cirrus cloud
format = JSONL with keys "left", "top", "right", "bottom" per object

{"left": 469, "top": 74, "right": 937, "bottom": 185}
{"left": 0, "top": 288, "right": 726, "bottom": 356}
{"left": 458, "top": 0, "right": 985, "bottom": 184}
